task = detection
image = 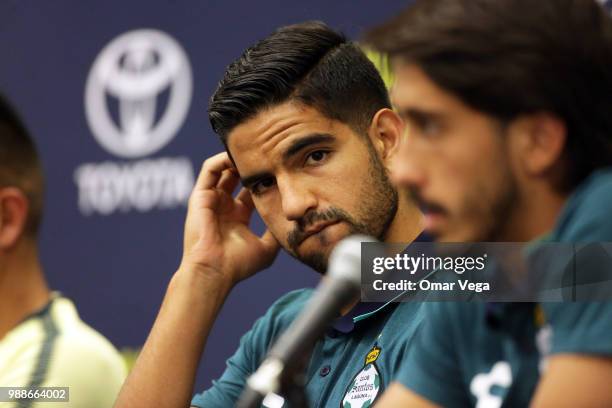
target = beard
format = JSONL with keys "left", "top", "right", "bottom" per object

{"left": 285, "top": 144, "right": 398, "bottom": 273}
{"left": 466, "top": 128, "right": 522, "bottom": 242}
{"left": 407, "top": 124, "right": 522, "bottom": 242}
{"left": 479, "top": 165, "right": 521, "bottom": 242}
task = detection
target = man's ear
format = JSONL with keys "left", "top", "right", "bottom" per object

{"left": 509, "top": 113, "right": 566, "bottom": 177}
{"left": 0, "top": 187, "right": 29, "bottom": 250}
{"left": 368, "top": 108, "right": 405, "bottom": 163}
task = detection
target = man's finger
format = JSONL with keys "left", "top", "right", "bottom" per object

{"left": 217, "top": 168, "right": 241, "bottom": 195}
{"left": 260, "top": 229, "right": 281, "bottom": 255}
{"left": 194, "top": 152, "right": 235, "bottom": 191}
{"left": 236, "top": 187, "right": 255, "bottom": 212}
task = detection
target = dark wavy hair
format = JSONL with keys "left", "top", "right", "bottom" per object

{"left": 365, "top": 0, "right": 612, "bottom": 191}
{"left": 209, "top": 21, "right": 391, "bottom": 144}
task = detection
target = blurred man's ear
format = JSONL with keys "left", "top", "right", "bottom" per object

{"left": 508, "top": 113, "right": 567, "bottom": 178}
{"left": 0, "top": 187, "right": 29, "bottom": 250}
{"left": 368, "top": 108, "right": 404, "bottom": 164}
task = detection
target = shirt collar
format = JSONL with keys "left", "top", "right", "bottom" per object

{"left": 330, "top": 300, "right": 396, "bottom": 334}
{"left": 330, "top": 231, "right": 432, "bottom": 333}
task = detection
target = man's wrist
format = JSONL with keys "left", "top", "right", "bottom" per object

{"left": 171, "top": 264, "right": 234, "bottom": 303}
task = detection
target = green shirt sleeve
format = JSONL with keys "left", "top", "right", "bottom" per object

{"left": 544, "top": 170, "right": 612, "bottom": 356}
{"left": 542, "top": 302, "right": 612, "bottom": 356}
{"left": 191, "top": 289, "right": 310, "bottom": 408}
{"left": 395, "top": 302, "right": 472, "bottom": 407}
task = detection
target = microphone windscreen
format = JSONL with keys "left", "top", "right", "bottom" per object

{"left": 327, "top": 234, "right": 377, "bottom": 286}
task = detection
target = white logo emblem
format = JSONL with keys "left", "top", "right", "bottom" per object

{"left": 470, "top": 361, "right": 512, "bottom": 408}
{"left": 85, "top": 29, "right": 192, "bottom": 158}
{"left": 342, "top": 364, "right": 382, "bottom": 408}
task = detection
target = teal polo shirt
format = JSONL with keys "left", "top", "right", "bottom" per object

{"left": 396, "top": 168, "right": 612, "bottom": 407}
{"left": 191, "top": 288, "right": 424, "bottom": 407}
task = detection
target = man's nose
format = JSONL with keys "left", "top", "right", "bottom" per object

{"left": 389, "top": 137, "right": 427, "bottom": 190}
{"left": 278, "top": 178, "right": 317, "bottom": 221}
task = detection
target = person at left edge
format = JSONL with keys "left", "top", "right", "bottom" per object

{"left": 113, "top": 21, "right": 426, "bottom": 408}
{"left": 0, "top": 93, "right": 127, "bottom": 407}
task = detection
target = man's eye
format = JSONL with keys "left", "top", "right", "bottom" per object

{"left": 414, "top": 118, "right": 441, "bottom": 136}
{"left": 252, "top": 177, "right": 276, "bottom": 195}
{"left": 305, "top": 150, "right": 329, "bottom": 165}
{"left": 422, "top": 120, "right": 440, "bottom": 135}
{"left": 407, "top": 115, "right": 441, "bottom": 138}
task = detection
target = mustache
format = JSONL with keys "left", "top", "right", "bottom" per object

{"left": 287, "top": 207, "right": 351, "bottom": 250}
{"left": 406, "top": 187, "right": 446, "bottom": 215}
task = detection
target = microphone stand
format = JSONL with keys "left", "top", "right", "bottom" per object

{"left": 279, "top": 369, "right": 309, "bottom": 408}
{"left": 236, "top": 235, "right": 371, "bottom": 408}
{"left": 236, "top": 350, "right": 311, "bottom": 408}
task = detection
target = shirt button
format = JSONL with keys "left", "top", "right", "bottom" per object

{"left": 319, "top": 365, "right": 331, "bottom": 377}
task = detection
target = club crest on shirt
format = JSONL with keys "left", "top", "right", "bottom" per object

{"left": 341, "top": 346, "right": 382, "bottom": 408}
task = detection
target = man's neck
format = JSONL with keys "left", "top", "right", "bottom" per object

{"left": 501, "top": 181, "right": 568, "bottom": 242}
{"left": 0, "top": 241, "right": 50, "bottom": 340}
{"left": 385, "top": 194, "right": 424, "bottom": 244}
{"left": 340, "top": 197, "right": 423, "bottom": 316}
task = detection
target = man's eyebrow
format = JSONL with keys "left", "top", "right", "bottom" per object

{"left": 282, "top": 133, "right": 335, "bottom": 161}
{"left": 398, "top": 107, "right": 443, "bottom": 122}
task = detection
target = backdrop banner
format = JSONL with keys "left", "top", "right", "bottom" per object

{"left": 0, "top": 0, "right": 408, "bottom": 390}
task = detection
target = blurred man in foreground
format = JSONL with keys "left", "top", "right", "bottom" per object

{"left": 364, "top": 0, "right": 612, "bottom": 406}
{"left": 114, "top": 22, "right": 426, "bottom": 408}
{"left": 0, "top": 94, "right": 126, "bottom": 407}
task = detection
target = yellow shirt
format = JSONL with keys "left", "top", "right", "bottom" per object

{"left": 0, "top": 295, "right": 126, "bottom": 408}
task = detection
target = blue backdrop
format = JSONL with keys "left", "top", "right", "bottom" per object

{"left": 0, "top": 0, "right": 408, "bottom": 391}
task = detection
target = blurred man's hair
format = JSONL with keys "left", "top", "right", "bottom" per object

{"left": 0, "top": 94, "right": 44, "bottom": 237}
{"left": 209, "top": 21, "right": 391, "bottom": 143}
{"left": 365, "top": 0, "right": 612, "bottom": 191}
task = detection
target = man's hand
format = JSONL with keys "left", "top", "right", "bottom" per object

{"left": 530, "top": 354, "right": 612, "bottom": 407}
{"left": 181, "top": 152, "right": 280, "bottom": 284}
{"left": 114, "top": 153, "right": 281, "bottom": 408}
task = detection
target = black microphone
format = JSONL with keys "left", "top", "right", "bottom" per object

{"left": 235, "top": 235, "right": 372, "bottom": 408}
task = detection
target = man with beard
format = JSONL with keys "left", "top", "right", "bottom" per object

{"left": 114, "top": 21, "right": 424, "bottom": 408}
{"left": 364, "top": 0, "right": 612, "bottom": 406}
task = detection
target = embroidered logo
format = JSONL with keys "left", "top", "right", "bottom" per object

{"left": 341, "top": 346, "right": 382, "bottom": 408}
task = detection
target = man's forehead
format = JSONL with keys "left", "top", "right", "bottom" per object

{"left": 226, "top": 102, "right": 335, "bottom": 165}
{"left": 391, "top": 63, "right": 449, "bottom": 111}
